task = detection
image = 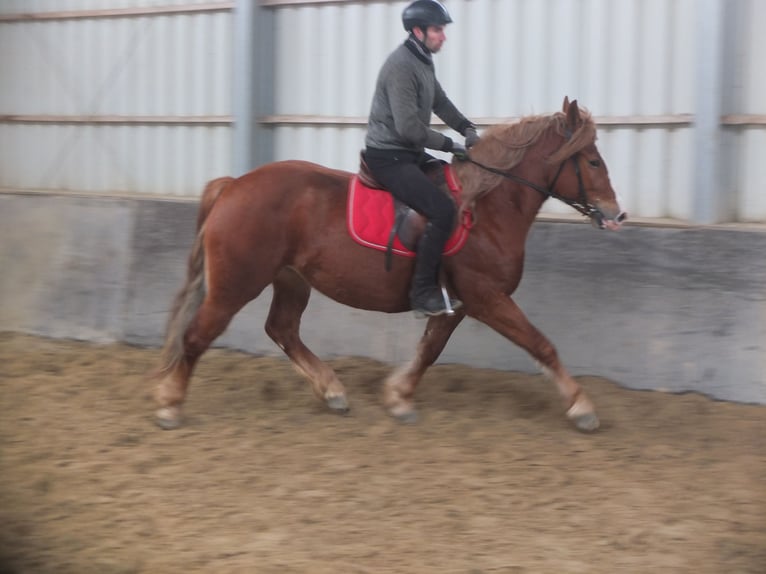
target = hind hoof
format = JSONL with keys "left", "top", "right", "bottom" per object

{"left": 389, "top": 405, "right": 419, "bottom": 424}
{"left": 155, "top": 407, "right": 182, "bottom": 430}
{"left": 572, "top": 413, "right": 600, "bottom": 433}
{"left": 566, "top": 395, "right": 599, "bottom": 433}
{"left": 326, "top": 394, "right": 349, "bottom": 414}
{"left": 395, "top": 411, "right": 419, "bottom": 424}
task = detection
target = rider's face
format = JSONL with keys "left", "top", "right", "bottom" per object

{"left": 415, "top": 25, "right": 447, "bottom": 53}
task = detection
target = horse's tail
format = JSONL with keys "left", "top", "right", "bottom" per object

{"left": 156, "top": 176, "right": 228, "bottom": 377}
{"left": 157, "top": 228, "right": 207, "bottom": 377}
{"left": 197, "top": 176, "right": 233, "bottom": 230}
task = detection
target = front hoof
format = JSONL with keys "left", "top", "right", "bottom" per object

{"left": 326, "top": 394, "right": 349, "bottom": 414}
{"left": 572, "top": 412, "right": 600, "bottom": 433}
{"left": 155, "top": 406, "right": 182, "bottom": 430}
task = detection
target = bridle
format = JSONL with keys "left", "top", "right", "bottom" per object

{"left": 464, "top": 149, "right": 606, "bottom": 224}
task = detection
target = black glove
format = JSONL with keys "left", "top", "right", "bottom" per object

{"left": 451, "top": 142, "right": 469, "bottom": 161}
{"left": 464, "top": 126, "right": 480, "bottom": 148}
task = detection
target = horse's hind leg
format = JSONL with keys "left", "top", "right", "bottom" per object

{"left": 384, "top": 312, "right": 464, "bottom": 422}
{"left": 265, "top": 267, "right": 349, "bottom": 412}
{"left": 155, "top": 295, "right": 244, "bottom": 428}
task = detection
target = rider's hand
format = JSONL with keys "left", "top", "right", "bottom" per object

{"left": 465, "top": 127, "right": 480, "bottom": 148}
{"left": 451, "top": 142, "right": 470, "bottom": 161}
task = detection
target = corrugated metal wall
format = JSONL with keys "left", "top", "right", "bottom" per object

{"left": 731, "top": 0, "right": 766, "bottom": 221}
{"left": 0, "top": 1, "right": 233, "bottom": 196}
{"left": 1, "top": 0, "right": 764, "bottom": 222}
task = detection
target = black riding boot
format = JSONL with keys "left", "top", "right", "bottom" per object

{"left": 410, "top": 223, "right": 462, "bottom": 316}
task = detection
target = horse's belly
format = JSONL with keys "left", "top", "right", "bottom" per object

{"left": 299, "top": 247, "right": 413, "bottom": 314}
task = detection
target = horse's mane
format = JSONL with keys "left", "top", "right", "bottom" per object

{"left": 453, "top": 108, "right": 597, "bottom": 210}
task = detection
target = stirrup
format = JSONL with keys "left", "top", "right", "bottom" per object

{"left": 440, "top": 286, "right": 457, "bottom": 316}
{"left": 411, "top": 287, "right": 463, "bottom": 318}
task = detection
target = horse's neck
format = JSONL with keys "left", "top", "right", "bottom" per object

{"left": 468, "top": 130, "right": 561, "bottom": 237}
{"left": 483, "top": 177, "right": 547, "bottom": 235}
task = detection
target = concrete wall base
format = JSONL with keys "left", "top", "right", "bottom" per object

{"left": 2, "top": 193, "right": 764, "bottom": 404}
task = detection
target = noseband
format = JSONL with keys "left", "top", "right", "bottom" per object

{"left": 465, "top": 152, "right": 603, "bottom": 222}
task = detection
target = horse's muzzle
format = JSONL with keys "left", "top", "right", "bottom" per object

{"left": 592, "top": 209, "right": 627, "bottom": 230}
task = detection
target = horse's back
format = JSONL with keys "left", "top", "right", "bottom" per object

{"left": 207, "top": 159, "right": 347, "bottom": 213}
{"left": 240, "top": 160, "right": 351, "bottom": 195}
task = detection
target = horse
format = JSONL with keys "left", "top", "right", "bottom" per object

{"left": 154, "top": 98, "right": 626, "bottom": 432}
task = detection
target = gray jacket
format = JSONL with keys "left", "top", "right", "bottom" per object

{"left": 365, "top": 38, "right": 472, "bottom": 153}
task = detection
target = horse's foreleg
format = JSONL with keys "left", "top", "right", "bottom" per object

{"left": 265, "top": 268, "right": 349, "bottom": 413}
{"left": 384, "top": 312, "right": 464, "bottom": 422}
{"left": 155, "top": 296, "right": 241, "bottom": 429}
{"left": 471, "top": 293, "right": 599, "bottom": 432}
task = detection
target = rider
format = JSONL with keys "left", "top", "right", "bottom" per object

{"left": 363, "top": 0, "right": 480, "bottom": 316}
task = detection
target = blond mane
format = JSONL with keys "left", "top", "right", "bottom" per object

{"left": 453, "top": 108, "right": 596, "bottom": 210}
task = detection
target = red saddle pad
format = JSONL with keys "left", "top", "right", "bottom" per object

{"left": 347, "top": 165, "right": 471, "bottom": 258}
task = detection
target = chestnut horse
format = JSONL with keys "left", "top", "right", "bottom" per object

{"left": 154, "top": 98, "right": 626, "bottom": 432}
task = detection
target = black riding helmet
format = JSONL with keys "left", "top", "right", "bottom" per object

{"left": 402, "top": 0, "right": 453, "bottom": 32}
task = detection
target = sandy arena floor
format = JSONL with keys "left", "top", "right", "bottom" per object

{"left": 0, "top": 333, "right": 763, "bottom": 573}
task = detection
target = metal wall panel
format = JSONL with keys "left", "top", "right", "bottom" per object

{"left": 0, "top": 2, "right": 233, "bottom": 196}
{"left": 274, "top": 2, "right": 403, "bottom": 118}
{"left": 0, "top": 0, "right": 228, "bottom": 13}
{"left": 0, "top": 14, "right": 230, "bottom": 116}
{"left": 0, "top": 123, "right": 231, "bottom": 194}
{"left": 733, "top": 0, "right": 766, "bottom": 221}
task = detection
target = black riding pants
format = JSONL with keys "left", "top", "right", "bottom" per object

{"left": 363, "top": 148, "right": 456, "bottom": 234}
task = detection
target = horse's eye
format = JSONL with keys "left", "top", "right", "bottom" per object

{"left": 588, "top": 159, "right": 601, "bottom": 168}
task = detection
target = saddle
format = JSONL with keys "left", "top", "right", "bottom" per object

{"left": 348, "top": 154, "right": 471, "bottom": 270}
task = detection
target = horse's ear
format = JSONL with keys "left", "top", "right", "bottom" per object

{"left": 566, "top": 99, "right": 580, "bottom": 129}
{"left": 562, "top": 96, "right": 570, "bottom": 112}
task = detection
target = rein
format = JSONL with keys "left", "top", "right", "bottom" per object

{"left": 464, "top": 154, "right": 601, "bottom": 222}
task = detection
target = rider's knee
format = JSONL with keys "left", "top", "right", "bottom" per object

{"left": 431, "top": 196, "right": 457, "bottom": 232}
